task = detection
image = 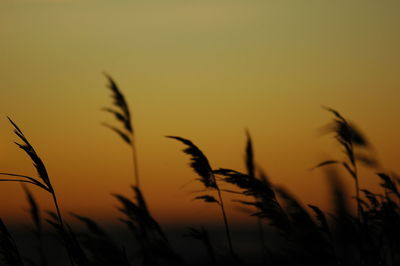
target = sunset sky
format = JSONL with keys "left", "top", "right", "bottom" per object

{"left": 0, "top": 0, "right": 399, "bottom": 227}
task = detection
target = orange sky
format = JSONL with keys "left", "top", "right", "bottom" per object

{"left": 0, "top": 0, "right": 399, "bottom": 227}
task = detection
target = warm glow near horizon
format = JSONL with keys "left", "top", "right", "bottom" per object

{"left": 0, "top": 0, "right": 399, "bottom": 227}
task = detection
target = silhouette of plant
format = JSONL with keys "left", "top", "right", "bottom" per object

{"left": 167, "top": 136, "right": 235, "bottom": 256}
{"left": 102, "top": 74, "right": 141, "bottom": 188}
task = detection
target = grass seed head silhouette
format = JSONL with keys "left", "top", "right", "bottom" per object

{"left": 314, "top": 107, "right": 377, "bottom": 220}
{"left": 102, "top": 74, "right": 141, "bottom": 188}
{"left": 0, "top": 118, "right": 65, "bottom": 224}
{"left": 245, "top": 129, "right": 255, "bottom": 179}
{"left": 166, "top": 136, "right": 217, "bottom": 189}
{"left": 0, "top": 118, "right": 78, "bottom": 265}
{"left": 103, "top": 73, "right": 133, "bottom": 136}
{"left": 167, "top": 136, "right": 235, "bottom": 254}
{"left": 215, "top": 168, "right": 290, "bottom": 232}
{"left": 1, "top": 91, "right": 400, "bottom": 266}
{"left": 0, "top": 118, "right": 52, "bottom": 192}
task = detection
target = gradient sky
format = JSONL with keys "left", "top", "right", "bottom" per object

{"left": 0, "top": 0, "right": 399, "bottom": 227}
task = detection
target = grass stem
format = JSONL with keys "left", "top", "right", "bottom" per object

{"left": 131, "top": 135, "right": 140, "bottom": 188}
{"left": 216, "top": 187, "right": 234, "bottom": 255}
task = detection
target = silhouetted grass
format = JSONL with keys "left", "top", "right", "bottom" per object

{"left": 0, "top": 77, "right": 398, "bottom": 266}
{"left": 166, "top": 136, "right": 235, "bottom": 256}
{"left": 0, "top": 118, "right": 76, "bottom": 265}
{"left": 315, "top": 107, "right": 377, "bottom": 220}
{"left": 102, "top": 74, "right": 141, "bottom": 188}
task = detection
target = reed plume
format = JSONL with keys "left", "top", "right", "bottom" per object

{"left": 313, "top": 107, "right": 374, "bottom": 220}
{"left": 166, "top": 136, "right": 234, "bottom": 255}
{"left": 0, "top": 118, "right": 76, "bottom": 265}
{"left": 0, "top": 118, "right": 66, "bottom": 231}
{"left": 214, "top": 168, "right": 290, "bottom": 232}
{"left": 102, "top": 74, "right": 140, "bottom": 188}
